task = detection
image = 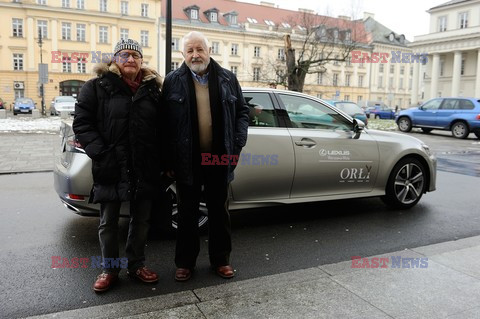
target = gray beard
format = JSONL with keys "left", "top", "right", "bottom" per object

{"left": 188, "top": 59, "right": 210, "bottom": 74}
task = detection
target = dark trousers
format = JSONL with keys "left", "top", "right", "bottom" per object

{"left": 99, "top": 199, "right": 152, "bottom": 273}
{"left": 175, "top": 166, "right": 231, "bottom": 269}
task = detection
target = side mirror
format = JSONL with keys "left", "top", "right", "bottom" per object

{"left": 353, "top": 119, "right": 365, "bottom": 139}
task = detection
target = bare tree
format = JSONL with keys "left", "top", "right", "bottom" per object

{"left": 280, "top": 11, "right": 368, "bottom": 92}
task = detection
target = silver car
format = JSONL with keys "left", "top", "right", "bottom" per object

{"left": 50, "top": 96, "right": 76, "bottom": 116}
{"left": 54, "top": 89, "right": 436, "bottom": 231}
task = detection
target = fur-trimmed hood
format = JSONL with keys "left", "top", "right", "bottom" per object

{"left": 93, "top": 62, "right": 163, "bottom": 88}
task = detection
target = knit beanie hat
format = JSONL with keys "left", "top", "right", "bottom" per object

{"left": 114, "top": 38, "right": 143, "bottom": 57}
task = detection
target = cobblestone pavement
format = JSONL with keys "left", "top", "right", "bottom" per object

{"left": 0, "top": 133, "right": 59, "bottom": 174}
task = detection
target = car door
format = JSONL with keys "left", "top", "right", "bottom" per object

{"left": 277, "top": 93, "right": 380, "bottom": 198}
{"left": 230, "top": 91, "right": 295, "bottom": 201}
{"left": 413, "top": 98, "right": 443, "bottom": 127}
{"left": 436, "top": 98, "right": 458, "bottom": 128}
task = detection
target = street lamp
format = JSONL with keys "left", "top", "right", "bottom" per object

{"left": 37, "top": 30, "right": 46, "bottom": 116}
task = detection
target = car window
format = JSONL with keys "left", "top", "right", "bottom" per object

{"left": 278, "top": 94, "right": 351, "bottom": 130}
{"left": 56, "top": 96, "right": 76, "bottom": 102}
{"left": 458, "top": 99, "right": 475, "bottom": 110}
{"left": 422, "top": 99, "right": 442, "bottom": 110}
{"left": 334, "top": 102, "right": 364, "bottom": 114}
{"left": 440, "top": 99, "right": 458, "bottom": 110}
{"left": 243, "top": 92, "right": 278, "bottom": 127}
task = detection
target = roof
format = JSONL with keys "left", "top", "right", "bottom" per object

{"left": 429, "top": 0, "right": 472, "bottom": 10}
{"left": 162, "top": 0, "right": 369, "bottom": 43}
{"left": 362, "top": 16, "right": 409, "bottom": 45}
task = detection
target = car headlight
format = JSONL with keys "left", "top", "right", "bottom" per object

{"left": 421, "top": 143, "right": 432, "bottom": 156}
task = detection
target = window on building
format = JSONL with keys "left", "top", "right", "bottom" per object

{"left": 37, "top": 20, "right": 47, "bottom": 39}
{"left": 358, "top": 75, "right": 364, "bottom": 87}
{"left": 357, "top": 96, "right": 363, "bottom": 102}
{"left": 224, "top": 12, "right": 238, "bottom": 25}
{"left": 63, "top": 57, "right": 72, "bottom": 72}
{"left": 62, "top": 22, "right": 71, "bottom": 40}
{"left": 172, "top": 37, "right": 179, "bottom": 51}
{"left": 333, "top": 55, "right": 340, "bottom": 66}
{"left": 282, "top": 22, "right": 291, "bottom": 28}
{"left": 440, "top": 60, "right": 444, "bottom": 76}
{"left": 76, "top": 24, "right": 86, "bottom": 41}
{"left": 210, "top": 12, "right": 218, "bottom": 22}
{"left": 231, "top": 43, "right": 238, "bottom": 55}
{"left": 379, "top": 64, "right": 384, "bottom": 73}
{"left": 99, "top": 26, "right": 108, "bottom": 43}
{"left": 410, "top": 67, "right": 413, "bottom": 76}
{"left": 12, "top": 18, "right": 23, "bottom": 37}
{"left": 141, "top": 3, "right": 149, "bottom": 17}
{"left": 438, "top": 16, "right": 447, "bottom": 32}
{"left": 190, "top": 8, "right": 198, "bottom": 19}
{"left": 254, "top": 46, "right": 261, "bottom": 57}
{"left": 264, "top": 20, "right": 275, "bottom": 26}
{"left": 333, "top": 73, "right": 338, "bottom": 86}
{"left": 399, "top": 77, "right": 403, "bottom": 89}
{"left": 389, "top": 76, "right": 394, "bottom": 88}
{"left": 62, "top": 0, "right": 70, "bottom": 8}
{"left": 171, "top": 62, "right": 179, "bottom": 71}
{"left": 78, "top": 58, "right": 86, "bottom": 73}
{"left": 253, "top": 67, "right": 261, "bottom": 81}
{"left": 345, "top": 57, "right": 351, "bottom": 66}
{"left": 247, "top": 17, "right": 258, "bottom": 24}
{"left": 278, "top": 48, "right": 285, "bottom": 60}
{"left": 459, "top": 12, "right": 468, "bottom": 29}
{"left": 140, "top": 30, "right": 149, "bottom": 47}
{"left": 230, "top": 65, "right": 238, "bottom": 76}
{"left": 345, "top": 74, "right": 351, "bottom": 86}
{"left": 333, "top": 29, "right": 339, "bottom": 40}
{"left": 13, "top": 53, "right": 24, "bottom": 71}
{"left": 317, "top": 73, "right": 323, "bottom": 85}
{"left": 378, "top": 75, "right": 383, "bottom": 88}
{"left": 120, "top": 28, "right": 129, "bottom": 40}
{"left": 390, "top": 64, "right": 395, "bottom": 73}
{"left": 461, "top": 58, "right": 465, "bottom": 75}
{"left": 211, "top": 41, "right": 219, "bottom": 54}
{"left": 400, "top": 66, "right": 405, "bottom": 75}
{"left": 100, "top": 0, "right": 107, "bottom": 12}
{"left": 409, "top": 78, "right": 412, "bottom": 90}
{"left": 77, "top": 0, "right": 84, "bottom": 9}
{"left": 37, "top": 0, "right": 46, "bottom": 5}
{"left": 344, "top": 95, "right": 350, "bottom": 101}
{"left": 121, "top": 1, "right": 128, "bottom": 15}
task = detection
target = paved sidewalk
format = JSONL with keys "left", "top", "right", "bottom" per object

{"left": 27, "top": 235, "right": 480, "bottom": 319}
{"left": 0, "top": 133, "right": 58, "bottom": 174}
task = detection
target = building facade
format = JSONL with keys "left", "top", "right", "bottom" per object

{"left": 0, "top": 0, "right": 161, "bottom": 110}
{"left": 410, "top": 0, "right": 480, "bottom": 103}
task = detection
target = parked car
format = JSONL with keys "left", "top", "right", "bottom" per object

{"left": 396, "top": 97, "right": 480, "bottom": 139}
{"left": 0, "top": 97, "right": 5, "bottom": 109}
{"left": 13, "top": 98, "right": 36, "bottom": 115}
{"left": 325, "top": 100, "right": 368, "bottom": 125}
{"left": 365, "top": 105, "right": 396, "bottom": 119}
{"left": 50, "top": 96, "right": 76, "bottom": 116}
{"left": 54, "top": 88, "right": 437, "bottom": 232}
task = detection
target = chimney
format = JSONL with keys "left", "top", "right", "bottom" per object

{"left": 338, "top": 15, "right": 351, "bottom": 20}
{"left": 298, "top": 8, "right": 315, "bottom": 14}
{"left": 363, "top": 12, "right": 375, "bottom": 20}
{"left": 260, "top": 1, "right": 275, "bottom": 7}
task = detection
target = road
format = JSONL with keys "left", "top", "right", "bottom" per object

{"left": 0, "top": 131, "right": 479, "bottom": 318}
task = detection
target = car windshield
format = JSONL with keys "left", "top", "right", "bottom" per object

{"left": 56, "top": 96, "right": 76, "bottom": 102}
{"left": 334, "top": 102, "right": 364, "bottom": 114}
{"left": 16, "top": 98, "right": 33, "bottom": 104}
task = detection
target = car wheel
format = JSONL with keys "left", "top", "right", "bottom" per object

{"left": 151, "top": 181, "right": 209, "bottom": 235}
{"left": 382, "top": 157, "right": 426, "bottom": 209}
{"left": 397, "top": 117, "right": 412, "bottom": 132}
{"left": 375, "top": 114, "right": 380, "bottom": 119}
{"left": 451, "top": 121, "right": 469, "bottom": 139}
{"left": 421, "top": 128, "right": 432, "bottom": 134}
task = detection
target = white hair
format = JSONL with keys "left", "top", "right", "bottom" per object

{"left": 181, "top": 31, "right": 210, "bottom": 53}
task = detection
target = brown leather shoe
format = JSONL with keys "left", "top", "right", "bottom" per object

{"left": 215, "top": 265, "right": 235, "bottom": 279}
{"left": 128, "top": 266, "right": 159, "bottom": 283}
{"left": 175, "top": 268, "right": 192, "bottom": 282}
{"left": 93, "top": 272, "right": 118, "bottom": 292}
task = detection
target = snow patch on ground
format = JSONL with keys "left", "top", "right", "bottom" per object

{"left": 0, "top": 117, "right": 62, "bottom": 133}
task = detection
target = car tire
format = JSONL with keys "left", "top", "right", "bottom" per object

{"left": 151, "top": 181, "right": 209, "bottom": 236}
{"left": 397, "top": 117, "right": 412, "bottom": 132}
{"left": 451, "top": 121, "right": 469, "bottom": 139}
{"left": 421, "top": 128, "right": 432, "bottom": 134}
{"left": 382, "top": 157, "right": 427, "bottom": 209}
{"left": 375, "top": 114, "right": 380, "bottom": 119}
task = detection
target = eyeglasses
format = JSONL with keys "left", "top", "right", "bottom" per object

{"left": 117, "top": 52, "right": 142, "bottom": 60}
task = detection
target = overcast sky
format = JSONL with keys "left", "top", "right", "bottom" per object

{"left": 241, "top": 0, "right": 445, "bottom": 41}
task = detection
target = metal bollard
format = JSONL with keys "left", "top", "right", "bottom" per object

{"left": 0, "top": 109, "right": 6, "bottom": 119}
{"left": 32, "top": 109, "right": 40, "bottom": 118}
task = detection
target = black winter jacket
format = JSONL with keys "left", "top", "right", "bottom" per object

{"left": 162, "top": 59, "right": 249, "bottom": 185}
{"left": 73, "top": 63, "right": 162, "bottom": 203}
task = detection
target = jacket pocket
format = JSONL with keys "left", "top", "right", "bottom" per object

{"left": 91, "top": 148, "right": 120, "bottom": 184}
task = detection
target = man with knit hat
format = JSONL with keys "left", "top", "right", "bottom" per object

{"left": 74, "top": 38, "right": 162, "bottom": 292}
